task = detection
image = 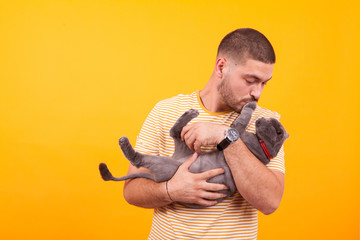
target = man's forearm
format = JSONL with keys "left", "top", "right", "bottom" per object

{"left": 123, "top": 178, "right": 172, "bottom": 209}
{"left": 224, "top": 139, "right": 285, "bottom": 215}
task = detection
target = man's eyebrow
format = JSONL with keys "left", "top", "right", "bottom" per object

{"left": 265, "top": 76, "right": 272, "bottom": 82}
{"left": 244, "top": 74, "right": 272, "bottom": 82}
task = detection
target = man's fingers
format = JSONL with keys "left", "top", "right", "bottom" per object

{"left": 182, "top": 153, "right": 198, "bottom": 168}
{"left": 195, "top": 191, "right": 227, "bottom": 207}
{"left": 193, "top": 141, "right": 202, "bottom": 153}
{"left": 181, "top": 125, "right": 191, "bottom": 141}
{"left": 173, "top": 153, "right": 231, "bottom": 207}
{"left": 200, "top": 191, "right": 227, "bottom": 200}
{"left": 203, "top": 182, "right": 229, "bottom": 191}
{"left": 185, "top": 134, "right": 196, "bottom": 151}
{"left": 182, "top": 129, "right": 196, "bottom": 151}
{"left": 199, "top": 168, "right": 225, "bottom": 180}
{"left": 196, "top": 199, "right": 218, "bottom": 207}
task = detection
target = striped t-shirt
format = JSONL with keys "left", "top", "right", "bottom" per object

{"left": 134, "top": 91, "right": 285, "bottom": 240}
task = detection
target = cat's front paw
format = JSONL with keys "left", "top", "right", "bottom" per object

{"left": 244, "top": 101, "right": 257, "bottom": 111}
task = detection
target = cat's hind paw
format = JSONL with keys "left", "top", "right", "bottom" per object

{"left": 99, "top": 163, "right": 114, "bottom": 181}
{"left": 170, "top": 109, "right": 199, "bottom": 138}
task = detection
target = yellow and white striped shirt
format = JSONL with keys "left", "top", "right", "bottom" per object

{"left": 134, "top": 91, "right": 285, "bottom": 240}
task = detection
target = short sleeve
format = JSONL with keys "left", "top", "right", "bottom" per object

{"left": 134, "top": 104, "right": 161, "bottom": 156}
{"left": 266, "top": 145, "right": 285, "bottom": 174}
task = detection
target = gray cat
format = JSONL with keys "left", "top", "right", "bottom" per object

{"left": 99, "top": 102, "right": 289, "bottom": 208}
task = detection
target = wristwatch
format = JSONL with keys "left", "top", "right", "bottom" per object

{"left": 217, "top": 128, "right": 240, "bottom": 151}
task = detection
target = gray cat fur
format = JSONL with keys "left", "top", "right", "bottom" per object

{"left": 99, "top": 102, "right": 289, "bottom": 208}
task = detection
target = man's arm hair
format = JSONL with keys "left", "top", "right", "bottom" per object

{"left": 224, "top": 139, "right": 284, "bottom": 215}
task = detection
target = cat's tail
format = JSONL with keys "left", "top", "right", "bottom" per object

{"left": 99, "top": 163, "right": 155, "bottom": 181}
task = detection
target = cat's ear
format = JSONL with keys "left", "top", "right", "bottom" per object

{"left": 270, "top": 118, "right": 289, "bottom": 140}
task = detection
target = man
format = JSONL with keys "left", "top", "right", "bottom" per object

{"left": 123, "top": 28, "right": 285, "bottom": 239}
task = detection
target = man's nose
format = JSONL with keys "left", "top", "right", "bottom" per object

{"left": 250, "top": 83, "right": 263, "bottom": 101}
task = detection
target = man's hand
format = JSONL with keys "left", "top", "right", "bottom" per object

{"left": 167, "top": 153, "right": 228, "bottom": 207}
{"left": 181, "top": 122, "right": 230, "bottom": 153}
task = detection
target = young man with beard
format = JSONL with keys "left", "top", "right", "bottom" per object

{"left": 123, "top": 28, "right": 285, "bottom": 239}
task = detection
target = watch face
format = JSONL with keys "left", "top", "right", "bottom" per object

{"left": 227, "top": 128, "right": 239, "bottom": 141}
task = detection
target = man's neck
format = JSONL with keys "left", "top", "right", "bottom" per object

{"left": 199, "top": 75, "right": 231, "bottom": 113}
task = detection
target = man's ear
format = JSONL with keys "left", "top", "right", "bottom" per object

{"left": 215, "top": 58, "right": 227, "bottom": 78}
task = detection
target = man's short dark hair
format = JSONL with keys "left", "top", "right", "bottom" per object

{"left": 217, "top": 28, "right": 276, "bottom": 64}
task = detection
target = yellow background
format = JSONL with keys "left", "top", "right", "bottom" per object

{"left": 1, "top": 0, "right": 359, "bottom": 239}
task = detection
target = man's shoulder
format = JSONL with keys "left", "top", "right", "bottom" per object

{"left": 154, "top": 91, "right": 197, "bottom": 111}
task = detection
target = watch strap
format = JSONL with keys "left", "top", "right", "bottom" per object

{"left": 217, "top": 137, "right": 232, "bottom": 151}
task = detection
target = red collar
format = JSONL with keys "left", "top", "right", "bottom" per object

{"left": 258, "top": 138, "right": 273, "bottom": 160}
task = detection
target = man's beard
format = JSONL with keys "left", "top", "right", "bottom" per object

{"left": 217, "top": 76, "right": 257, "bottom": 113}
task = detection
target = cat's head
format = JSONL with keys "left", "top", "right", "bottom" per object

{"left": 255, "top": 117, "right": 289, "bottom": 152}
